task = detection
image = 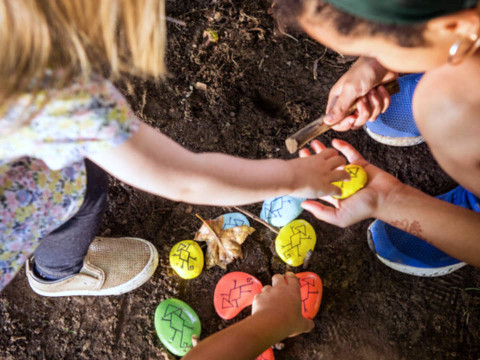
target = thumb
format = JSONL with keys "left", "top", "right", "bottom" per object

{"left": 303, "top": 318, "right": 315, "bottom": 333}
{"left": 325, "top": 87, "right": 360, "bottom": 125}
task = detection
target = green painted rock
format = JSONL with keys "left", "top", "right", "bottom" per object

{"left": 154, "top": 298, "right": 201, "bottom": 356}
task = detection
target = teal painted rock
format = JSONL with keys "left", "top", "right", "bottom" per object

{"left": 154, "top": 298, "right": 201, "bottom": 356}
{"left": 220, "top": 212, "right": 250, "bottom": 229}
{"left": 260, "top": 196, "right": 306, "bottom": 227}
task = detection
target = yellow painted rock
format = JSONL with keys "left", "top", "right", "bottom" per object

{"left": 275, "top": 220, "right": 316, "bottom": 267}
{"left": 332, "top": 164, "right": 368, "bottom": 199}
{"left": 169, "top": 240, "right": 204, "bottom": 279}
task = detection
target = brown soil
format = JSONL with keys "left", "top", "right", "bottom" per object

{"left": 1, "top": 1, "right": 479, "bottom": 359}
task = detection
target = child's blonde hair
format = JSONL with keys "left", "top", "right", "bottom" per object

{"left": 0, "top": 0, "right": 166, "bottom": 109}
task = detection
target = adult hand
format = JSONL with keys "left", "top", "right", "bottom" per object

{"left": 325, "top": 57, "right": 397, "bottom": 131}
{"left": 252, "top": 272, "right": 314, "bottom": 338}
{"left": 299, "top": 139, "right": 403, "bottom": 227}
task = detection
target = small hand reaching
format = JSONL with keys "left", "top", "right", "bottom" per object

{"left": 290, "top": 146, "right": 350, "bottom": 199}
{"left": 252, "top": 272, "right": 314, "bottom": 338}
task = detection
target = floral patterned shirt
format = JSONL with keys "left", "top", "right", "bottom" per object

{"left": 0, "top": 77, "right": 140, "bottom": 291}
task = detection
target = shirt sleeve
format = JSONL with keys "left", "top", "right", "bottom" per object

{"left": 0, "top": 76, "right": 141, "bottom": 170}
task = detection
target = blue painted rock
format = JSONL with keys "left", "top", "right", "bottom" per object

{"left": 219, "top": 212, "right": 251, "bottom": 229}
{"left": 154, "top": 298, "right": 201, "bottom": 357}
{"left": 275, "top": 219, "right": 316, "bottom": 267}
{"left": 169, "top": 240, "right": 204, "bottom": 279}
{"left": 260, "top": 196, "right": 306, "bottom": 227}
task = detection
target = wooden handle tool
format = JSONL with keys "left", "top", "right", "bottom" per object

{"left": 285, "top": 79, "right": 400, "bottom": 154}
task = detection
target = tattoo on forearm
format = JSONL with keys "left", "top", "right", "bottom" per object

{"left": 390, "top": 219, "right": 423, "bottom": 238}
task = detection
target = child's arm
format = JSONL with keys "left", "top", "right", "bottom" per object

{"left": 301, "top": 139, "right": 480, "bottom": 267}
{"left": 182, "top": 272, "right": 314, "bottom": 360}
{"left": 88, "top": 122, "right": 349, "bottom": 205}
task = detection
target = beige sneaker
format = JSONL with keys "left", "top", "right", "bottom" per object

{"left": 26, "top": 237, "right": 158, "bottom": 297}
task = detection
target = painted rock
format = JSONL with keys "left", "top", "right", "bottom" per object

{"left": 331, "top": 164, "right": 368, "bottom": 199}
{"left": 275, "top": 220, "right": 316, "bottom": 267}
{"left": 296, "top": 272, "right": 323, "bottom": 319}
{"left": 154, "top": 298, "right": 201, "bottom": 357}
{"left": 169, "top": 240, "right": 204, "bottom": 279}
{"left": 256, "top": 347, "right": 275, "bottom": 360}
{"left": 260, "top": 196, "right": 306, "bottom": 227}
{"left": 220, "top": 212, "right": 251, "bottom": 230}
{"left": 214, "top": 272, "right": 263, "bottom": 320}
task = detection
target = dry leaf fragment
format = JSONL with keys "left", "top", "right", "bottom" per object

{"left": 194, "top": 215, "right": 255, "bottom": 269}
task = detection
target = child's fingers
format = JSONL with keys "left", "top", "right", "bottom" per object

{"left": 272, "top": 274, "right": 286, "bottom": 287}
{"left": 261, "top": 285, "right": 272, "bottom": 292}
{"left": 309, "top": 140, "right": 326, "bottom": 154}
{"left": 353, "top": 97, "right": 371, "bottom": 127}
{"left": 325, "top": 184, "right": 342, "bottom": 197}
{"left": 331, "top": 139, "right": 365, "bottom": 164}
{"left": 329, "top": 169, "right": 350, "bottom": 183}
{"left": 377, "top": 85, "right": 391, "bottom": 113}
{"left": 327, "top": 155, "right": 347, "bottom": 170}
{"left": 303, "top": 319, "right": 315, "bottom": 333}
{"left": 285, "top": 272, "right": 300, "bottom": 289}
{"left": 318, "top": 148, "right": 339, "bottom": 160}
{"left": 299, "top": 148, "right": 311, "bottom": 158}
{"left": 366, "top": 89, "right": 382, "bottom": 122}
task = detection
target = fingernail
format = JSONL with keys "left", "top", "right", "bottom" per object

{"left": 324, "top": 114, "right": 333, "bottom": 124}
{"left": 349, "top": 118, "right": 355, "bottom": 124}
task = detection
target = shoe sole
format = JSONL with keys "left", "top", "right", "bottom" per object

{"left": 364, "top": 125, "right": 424, "bottom": 147}
{"left": 367, "top": 223, "right": 467, "bottom": 277}
{"left": 29, "top": 238, "right": 159, "bottom": 297}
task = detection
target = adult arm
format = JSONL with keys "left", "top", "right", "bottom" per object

{"left": 301, "top": 139, "right": 480, "bottom": 267}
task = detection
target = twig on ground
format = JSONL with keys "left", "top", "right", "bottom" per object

{"left": 164, "top": 16, "right": 187, "bottom": 27}
{"left": 284, "top": 33, "right": 299, "bottom": 42}
{"left": 232, "top": 206, "right": 279, "bottom": 234}
{"left": 303, "top": 250, "right": 313, "bottom": 269}
{"left": 313, "top": 48, "right": 328, "bottom": 80}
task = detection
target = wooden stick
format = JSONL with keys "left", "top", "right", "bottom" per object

{"left": 232, "top": 206, "right": 279, "bottom": 234}
{"left": 285, "top": 79, "right": 400, "bottom": 154}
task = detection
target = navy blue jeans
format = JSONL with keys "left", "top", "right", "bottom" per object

{"left": 34, "top": 159, "right": 108, "bottom": 279}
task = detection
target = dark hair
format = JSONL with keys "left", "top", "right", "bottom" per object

{"left": 272, "top": 0, "right": 426, "bottom": 47}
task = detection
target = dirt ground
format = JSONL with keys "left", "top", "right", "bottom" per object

{"left": 1, "top": 1, "right": 480, "bottom": 359}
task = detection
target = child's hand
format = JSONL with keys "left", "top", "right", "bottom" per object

{"left": 299, "top": 139, "right": 404, "bottom": 227}
{"left": 325, "top": 57, "right": 397, "bottom": 131}
{"left": 252, "top": 272, "right": 314, "bottom": 338}
{"left": 290, "top": 147, "right": 350, "bottom": 199}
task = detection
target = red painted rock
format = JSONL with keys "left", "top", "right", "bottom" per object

{"left": 214, "top": 272, "right": 263, "bottom": 320}
{"left": 296, "top": 272, "right": 323, "bottom": 320}
{"left": 256, "top": 347, "right": 275, "bottom": 360}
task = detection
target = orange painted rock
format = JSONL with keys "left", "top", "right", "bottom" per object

{"left": 214, "top": 272, "right": 263, "bottom": 320}
{"left": 296, "top": 272, "right": 323, "bottom": 319}
{"left": 256, "top": 347, "right": 275, "bottom": 360}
